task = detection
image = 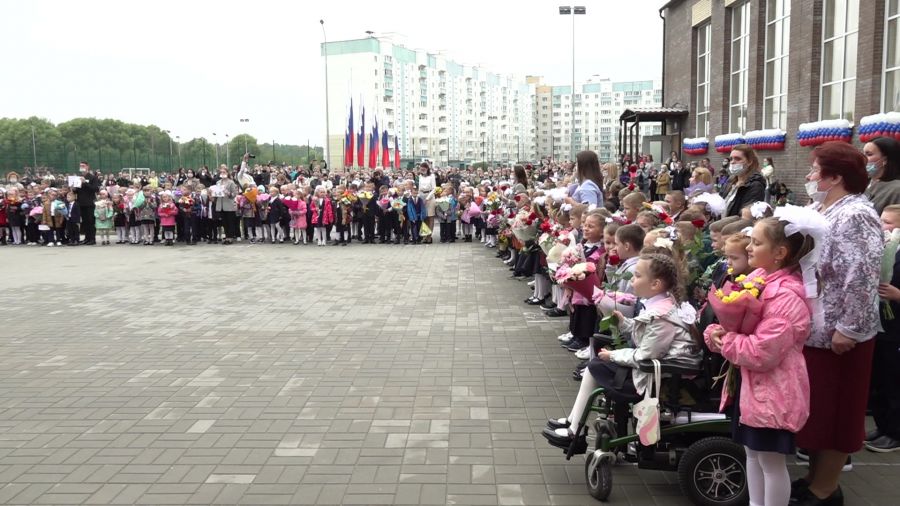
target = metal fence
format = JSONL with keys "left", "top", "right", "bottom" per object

{"left": 0, "top": 146, "right": 322, "bottom": 175}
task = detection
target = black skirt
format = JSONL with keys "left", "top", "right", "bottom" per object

{"left": 569, "top": 304, "right": 598, "bottom": 340}
{"left": 729, "top": 374, "right": 795, "bottom": 454}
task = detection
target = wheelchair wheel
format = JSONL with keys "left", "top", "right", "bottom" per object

{"left": 584, "top": 451, "right": 612, "bottom": 501}
{"left": 677, "top": 436, "right": 747, "bottom": 506}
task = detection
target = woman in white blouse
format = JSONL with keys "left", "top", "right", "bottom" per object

{"left": 417, "top": 162, "right": 437, "bottom": 243}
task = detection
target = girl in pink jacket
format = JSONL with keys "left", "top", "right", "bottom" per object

{"left": 157, "top": 191, "right": 179, "bottom": 247}
{"left": 704, "top": 211, "right": 825, "bottom": 506}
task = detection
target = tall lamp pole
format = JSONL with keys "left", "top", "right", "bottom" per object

{"left": 212, "top": 133, "right": 219, "bottom": 167}
{"left": 165, "top": 130, "right": 174, "bottom": 170}
{"left": 320, "top": 19, "right": 332, "bottom": 169}
{"left": 559, "top": 5, "right": 586, "bottom": 163}
{"left": 239, "top": 118, "right": 250, "bottom": 152}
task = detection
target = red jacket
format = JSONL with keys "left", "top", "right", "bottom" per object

{"left": 310, "top": 197, "right": 334, "bottom": 226}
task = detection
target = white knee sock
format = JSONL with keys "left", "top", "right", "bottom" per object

{"left": 744, "top": 447, "right": 790, "bottom": 506}
{"left": 535, "top": 274, "right": 550, "bottom": 299}
{"left": 566, "top": 373, "right": 599, "bottom": 434}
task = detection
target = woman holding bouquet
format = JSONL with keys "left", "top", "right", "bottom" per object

{"left": 792, "top": 142, "right": 884, "bottom": 506}
{"left": 704, "top": 209, "right": 826, "bottom": 506}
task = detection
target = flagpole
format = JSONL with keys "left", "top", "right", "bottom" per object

{"left": 320, "top": 19, "right": 331, "bottom": 169}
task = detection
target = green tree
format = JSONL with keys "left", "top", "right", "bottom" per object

{"left": 226, "top": 134, "right": 259, "bottom": 167}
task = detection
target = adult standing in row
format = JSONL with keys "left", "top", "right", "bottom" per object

{"left": 793, "top": 142, "right": 883, "bottom": 506}
{"left": 721, "top": 144, "right": 766, "bottom": 217}
{"left": 567, "top": 151, "right": 603, "bottom": 207}
{"left": 74, "top": 161, "right": 100, "bottom": 245}
{"left": 214, "top": 165, "right": 239, "bottom": 245}
{"left": 417, "top": 162, "right": 437, "bottom": 244}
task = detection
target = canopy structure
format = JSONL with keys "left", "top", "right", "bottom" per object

{"left": 618, "top": 107, "right": 688, "bottom": 162}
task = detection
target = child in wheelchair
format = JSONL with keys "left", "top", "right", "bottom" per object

{"left": 543, "top": 251, "right": 702, "bottom": 453}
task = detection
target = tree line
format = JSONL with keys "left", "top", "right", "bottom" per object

{"left": 0, "top": 117, "right": 324, "bottom": 174}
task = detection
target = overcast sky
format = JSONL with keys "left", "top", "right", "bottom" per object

{"left": 2, "top": 0, "right": 663, "bottom": 146}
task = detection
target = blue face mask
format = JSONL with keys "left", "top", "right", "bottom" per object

{"left": 866, "top": 162, "right": 880, "bottom": 177}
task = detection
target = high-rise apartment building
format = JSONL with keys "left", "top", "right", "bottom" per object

{"left": 531, "top": 76, "right": 663, "bottom": 163}
{"left": 321, "top": 37, "right": 535, "bottom": 169}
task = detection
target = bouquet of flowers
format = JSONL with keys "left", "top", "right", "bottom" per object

{"left": 881, "top": 229, "right": 900, "bottom": 320}
{"left": 257, "top": 193, "right": 270, "bottom": 203}
{"left": 177, "top": 195, "right": 194, "bottom": 211}
{"left": 511, "top": 209, "right": 539, "bottom": 242}
{"left": 707, "top": 272, "right": 766, "bottom": 334}
{"left": 593, "top": 290, "right": 638, "bottom": 318}
{"left": 340, "top": 190, "right": 357, "bottom": 206}
{"left": 486, "top": 210, "right": 502, "bottom": 228}
{"left": 435, "top": 196, "right": 452, "bottom": 213}
{"left": 484, "top": 192, "right": 502, "bottom": 212}
{"left": 553, "top": 245, "right": 600, "bottom": 298}
{"left": 242, "top": 186, "right": 258, "bottom": 205}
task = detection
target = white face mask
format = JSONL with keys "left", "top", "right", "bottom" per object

{"left": 805, "top": 180, "right": 829, "bottom": 203}
{"left": 728, "top": 164, "right": 745, "bottom": 177}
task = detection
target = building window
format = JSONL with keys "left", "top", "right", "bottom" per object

{"left": 696, "top": 23, "right": 711, "bottom": 137}
{"left": 883, "top": 0, "right": 900, "bottom": 111}
{"left": 764, "top": 0, "right": 790, "bottom": 129}
{"left": 821, "top": 0, "right": 859, "bottom": 120}
{"left": 729, "top": 1, "right": 750, "bottom": 133}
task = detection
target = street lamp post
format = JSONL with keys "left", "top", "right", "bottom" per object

{"left": 559, "top": 5, "right": 586, "bottom": 163}
{"left": 212, "top": 133, "right": 219, "bottom": 167}
{"left": 320, "top": 19, "right": 332, "bottom": 171}
{"left": 225, "top": 134, "right": 230, "bottom": 168}
{"left": 165, "top": 130, "right": 174, "bottom": 170}
{"left": 239, "top": 118, "right": 250, "bottom": 153}
{"left": 176, "top": 136, "right": 181, "bottom": 168}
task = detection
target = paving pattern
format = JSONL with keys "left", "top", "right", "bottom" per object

{"left": 0, "top": 242, "right": 897, "bottom": 505}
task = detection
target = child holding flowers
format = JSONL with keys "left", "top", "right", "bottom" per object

{"left": 703, "top": 207, "right": 827, "bottom": 506}
{"left": 543, "top": 252, "right": 700, "bottom": 453}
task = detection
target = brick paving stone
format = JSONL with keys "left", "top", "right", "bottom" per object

{"left": 1, "top": 244, "right": 898, "bottom": 505}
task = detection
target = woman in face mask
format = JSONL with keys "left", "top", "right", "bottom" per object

{"left": 862, "top": 137, "right": 900, "bottom": 214}
{"left": 720, "top": 144, "right": 766, "bottom": 217}
{"left": 792, "top": 142, "right": 882, "bottom": 505}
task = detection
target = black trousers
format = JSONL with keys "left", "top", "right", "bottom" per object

{"left": 79, "top": 203, "right": 96, "bottom": 242}
{"left": 871, "top": 338, "right": 900, "bottom": 440}
{"left": 183, "top": 215, "right": 198, "bottom": 242}
{"left": 66, "top": 221, "right": 80, "bottom": 244}
{"left": 220, "top": 211, "right": 237, "bottom": 239}
{"left": 362, "top": 214, "right": 376, "bottom": 242}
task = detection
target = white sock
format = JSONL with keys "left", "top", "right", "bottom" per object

{"left": 567, "top": 373, "right": 599, "bottom": 434}
{"left": 744, "top": 447, "right": 790, "bottom": 506}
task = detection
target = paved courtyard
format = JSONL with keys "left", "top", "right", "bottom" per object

{"left": 0, "top": 243, "right": 897, "bottom": 505}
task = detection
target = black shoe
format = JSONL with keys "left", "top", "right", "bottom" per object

{"left": 865, "top": 429, "right": 883, "bottom": 442}
{"left": 524, "top": 297, "right": 542, "bottom": 305}
{"left": 565, "top": 339, "right": 588, "bottom": 352}
{"left": 540, "top": 300, "right": 556, "bottom": 310}
{"left": 791, "top": 478, "right": 810, "bottom": 501}
{"left": 791, "top": 486, "right": 843, "bottom": 506}
{"left": 541, "top": 427, "right": 588, "bottom": 457}
{"left": 546, "top": 418, "right": 570, "bottom": 430}
{"left": 865, "top": 434, "right": 900, "bottom": 453}
{"left": 546, "top": 308, "right": 568, "bottom": 318}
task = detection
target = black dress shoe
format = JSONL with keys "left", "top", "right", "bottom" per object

{"left": 546, "top": 418, "right": 570, "bottom": 430}
{"left": 865, "top": 429, "right": 883, "bottom": 442}
{"left": 546, "top": 308, "right": 568, "bottom": 317}
{"left": 791, "top": 478, "right": 810, "bottom": 501}
{"left": 524, "top": 297, "right": 544, "bottom": 305}
{"left": 541, "top": 427, "right": 587, "bottom": 456}
{"left": 791, "top": 486, "right": 843, "bottom": 506}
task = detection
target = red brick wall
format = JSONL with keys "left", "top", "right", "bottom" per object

{"left": 662, "top": 0, "right": 890, "bottom": 194}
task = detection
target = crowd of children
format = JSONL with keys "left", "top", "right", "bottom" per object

{"left": 0, "top": 161, "right": 511, "bottom": 248}
{"left": 459, "top": 147, "right": 900, "bottom": 506}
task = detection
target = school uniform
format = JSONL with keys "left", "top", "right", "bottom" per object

{"left": 65, "top": 201, "right": 81, "bottom": 244}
